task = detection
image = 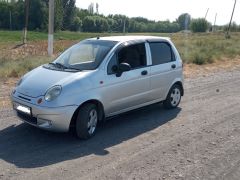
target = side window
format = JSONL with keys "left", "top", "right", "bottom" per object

{"left": 118, "top": 43, "right": 146, "bottom": 69}
{"left": 107, "top": 43, "right": 147, "bottom": 74}
{"left": 149, "top": 42, "right": 175, "bottom": 65}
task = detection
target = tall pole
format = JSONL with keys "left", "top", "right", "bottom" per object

{"left": 213, "top": 13, "right": 217, "bottom": 32}
{"left": 123, "top": 19, "right": 126, "bottom": 34}
{"left": 23, "top": 0, "right": 29, "bottom": 44}
{"left": 48, "top": 0, "right": 54, "bottom": 56}
{"left": 226, "top": 0, "right": 237, "bottom": 37}
{"left": 9, "top": 10, "right": 12, "bottom": 30}
{"left": 205, "top": 8, "right": 209, "bottom": 20}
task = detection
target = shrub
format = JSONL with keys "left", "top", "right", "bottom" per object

{"left": 190, "top": 18, "right": 209, "bottom": 33}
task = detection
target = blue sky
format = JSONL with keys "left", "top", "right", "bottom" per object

{"left": 76, "top": 0, "right": 240, "bottom": 25}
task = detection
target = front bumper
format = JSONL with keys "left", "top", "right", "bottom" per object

{"left": 11, "top": 95, "right": 78, "bottom": 132}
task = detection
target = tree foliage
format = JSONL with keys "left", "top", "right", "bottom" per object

{"left": 54, "top": 0, "right": 63, "bottom": 30}
{"left": 177, "top": 13, "right": 191, "bottom": 30}
{"left": 0, "top": 1, "right": 239, "bottom": 33}
{"left": 61, "top": 0, "right": 76, "bottom": 30}
{"left": 190, "top": 18, "right": 209, "bottom": 32}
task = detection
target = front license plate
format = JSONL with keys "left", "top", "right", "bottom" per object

{"left": 13, "top": 102, "right": 31, "bottom": 115}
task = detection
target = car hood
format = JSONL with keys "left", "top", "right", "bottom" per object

{"left": 17, "top": 66, "right": 89, "bottom": 98}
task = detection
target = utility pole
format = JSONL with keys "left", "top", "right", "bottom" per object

{"left": 96, "top": 3, "right": 99, "bottom": 14}
{"left": 204, "top": 8, "right": 209, "bottom": 20}
{"left": 48, "top": 0, "right": 54, "bottom": 56}
{"left": 226, "top": 0, "right": 237, "bottom": 38}
{"left": 9, "top": 10, "right": 12, "bottom": 30}
{"left": 213, "top": 13, "right": 217, "bottom": 32}
{"left": 123, "top": 19, "right": 126, "bottom": 34}
{"left": 23, "top": 0, "right": 30, "bottom": 44}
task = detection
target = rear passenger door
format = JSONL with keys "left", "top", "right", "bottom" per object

{"left": 148, "top": 41, "right": 178, "bottom": 100}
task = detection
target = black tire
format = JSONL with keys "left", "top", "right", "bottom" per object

{"left": 75, "top": 103, "right": 98, "bottom": 139}
{"left": 163, "top": 84, "right": 182, "bottom": 109}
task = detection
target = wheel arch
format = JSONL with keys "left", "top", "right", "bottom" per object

{"left": 165, "top": 80, "right": 184, "bottom": 100}
{"left": 69, "top": 99, "right": 105, "bottom": 131}
{"left": 174, "top": 81, "right": 184, "bottom": 96}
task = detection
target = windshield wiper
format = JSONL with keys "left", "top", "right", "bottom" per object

{"left": 48, "top": 62, "right": 80, "bottom": 71}
{"left": 49, "top": 62, "right": 68, "bottom": 69}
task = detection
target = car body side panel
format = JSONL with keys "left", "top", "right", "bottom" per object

{"left": 149, "top": 64, "right": 182, "bottom": 101}
{"left": 98, "top": 67, "right": 151, "bottom": 115}
{"left": 146, "top": 40, "right": 183, "bottom": 101}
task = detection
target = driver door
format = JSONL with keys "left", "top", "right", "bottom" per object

{"left": 101, "top": 42, "right": 151, "bottom": 116}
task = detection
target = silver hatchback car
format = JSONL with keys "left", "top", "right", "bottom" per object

{"left": 11, "top": 36, "right": 184, "bottom": 139}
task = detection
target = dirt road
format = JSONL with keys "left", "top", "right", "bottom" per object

{"left": 0, "top": 67, "right": 240, "bottom": 180}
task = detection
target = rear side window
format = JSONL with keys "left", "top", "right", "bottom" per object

{"left": 149, "top": 42, "right": 175, "bottom": 65}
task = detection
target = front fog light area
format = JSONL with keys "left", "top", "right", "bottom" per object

{"left": 37, "top": 118, "right": 52, "bottom": 128}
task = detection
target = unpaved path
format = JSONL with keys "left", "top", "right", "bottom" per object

{"left": 0, "top": 66, "right": 240, "bottom": 180}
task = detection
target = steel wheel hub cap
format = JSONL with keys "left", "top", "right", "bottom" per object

{"left": 87, "top": 109, "right": 98, "bottom": 135}
{"left": 170, "top": 88, "right": 181, "bottom": 106}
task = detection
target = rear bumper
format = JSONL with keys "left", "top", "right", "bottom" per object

{"left": 11, "top": 96, "right": 78, "bottom": 132}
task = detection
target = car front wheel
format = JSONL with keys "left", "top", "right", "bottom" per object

{"left": 163, "top": 84, "right": 182, "bottom": 109}
{"left": 76, "top": 103, "right": 98, "bottom": 139}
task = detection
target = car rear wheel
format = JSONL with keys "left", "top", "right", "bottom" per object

{"left": 163, "top": 84, "right": 182, "bottom": 109}
{"left": 76, "top": 103, "right": 98, "bottom": 139}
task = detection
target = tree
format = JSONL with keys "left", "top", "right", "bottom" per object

{"left": 190, "top": 18, "right": 209, "bottom": 32}
{"left": 76, "top": 8, "right": 91, "bottom": 20}
{"left": 54, "top": 0, "right": 63, "bottom": 31}
{"left": 82, "top": 16, "right": 109, "bottom": 32}
{"left": 82, "top": 16, "right": 95, "bottom": 32}
{"left": 0, "top": 1, "right": 11, "bottom": 29}
{"left": 70, "top": 16, "right": 82, "bottom": 31}
{"left": 10, "top": 1, "right": 25, "bottom": 30}
{"left": 62, "top": 0, "right": 76, "bottom": 30}
{"left": 28, "top": 0, "right": 48, "bottom": 30}
{"left": 177, "top": 13, "right": 191, "bottom": 30}
{"left": 88, "top": 2, "right": 94, "bottom": 14}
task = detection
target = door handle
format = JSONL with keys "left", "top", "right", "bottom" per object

{"left": 141, "top": 70, "right": 148, "bottom": 76}
{"left": 171, "top": 64, "right": 176, "bottom": 69}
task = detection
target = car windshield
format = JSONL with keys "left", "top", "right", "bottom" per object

{"left": 53, "top": 40, "right": 117, "bottom": 71}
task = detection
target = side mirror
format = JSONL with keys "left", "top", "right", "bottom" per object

{"left": 112, "top": 63, "right": 131, "bottom": 77}
{"left": 119, "top": 63, "right": 131, "bottom": 72}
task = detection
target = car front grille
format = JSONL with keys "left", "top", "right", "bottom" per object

{"left": 18, "top": 95, "right": 31, "bottom": 102}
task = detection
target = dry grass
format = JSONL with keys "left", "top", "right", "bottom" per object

{"left": 0, "top": 31, "right": 240, "bottom": 78}
{"left": 171, "top": 32, "right": 240, "bottom": 65}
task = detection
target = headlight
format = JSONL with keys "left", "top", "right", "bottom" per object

{"left": 44, "top": 85, "right": 62, "bottom": 101}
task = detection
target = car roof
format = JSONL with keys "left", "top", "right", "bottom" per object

{"left": 88, "top": 36, "right": 170, "bottom": 43}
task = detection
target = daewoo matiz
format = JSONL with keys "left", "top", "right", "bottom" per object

{"left": 11, "top": 36, "right": 184, "bottom": 139}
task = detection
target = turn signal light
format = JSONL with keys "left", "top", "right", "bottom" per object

{"left": 37, "top": 98, "right": 43, "bottom": 104}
